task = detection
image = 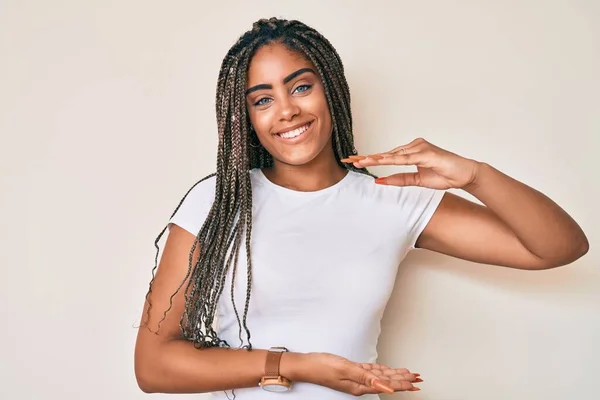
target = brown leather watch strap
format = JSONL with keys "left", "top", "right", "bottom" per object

{"left": 264, "top": 347, "right": 288, "bottom": 377}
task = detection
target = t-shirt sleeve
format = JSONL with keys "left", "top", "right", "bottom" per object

{"left": 168, "top": 175, "right": 216, "bottom": 236}
{"left": 399, "top": 186, "right": 446, "bottom": 250}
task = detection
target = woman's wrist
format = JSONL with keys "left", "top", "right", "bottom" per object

{"left": 279, "top": 351, "right": 311, "bottom": 382}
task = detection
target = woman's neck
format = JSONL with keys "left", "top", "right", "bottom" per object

{"left": 262, "top": 154, "right": 347, "bottom": 192}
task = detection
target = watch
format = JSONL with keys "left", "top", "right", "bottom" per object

{"left": 258, "top": 346, "right": 292, "bottom": 392}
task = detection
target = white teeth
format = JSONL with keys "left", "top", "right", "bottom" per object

{"left": 278, "top": 123, "right": 310, "bottom": 139}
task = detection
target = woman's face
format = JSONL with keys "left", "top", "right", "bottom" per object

{"left": 245, "top": 42, "right": 334, "bottom": 167}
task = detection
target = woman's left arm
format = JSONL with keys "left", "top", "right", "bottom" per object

{"left": 343, "top": 138, "right": 589, "bottom": 270}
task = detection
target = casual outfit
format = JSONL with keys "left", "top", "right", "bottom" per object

{"left": 169, "top": 168, "right": 445, "bottom": 399}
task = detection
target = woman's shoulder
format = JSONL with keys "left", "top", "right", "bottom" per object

{"left": 182, "top": 173, "right": 217, "bottom": 202}
{"left": 168, "top": 173, "right": 217, "bottom": 235}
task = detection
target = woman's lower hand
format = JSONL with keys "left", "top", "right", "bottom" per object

{"left": 290, "top": 352, "right": 422, "bottom": 395}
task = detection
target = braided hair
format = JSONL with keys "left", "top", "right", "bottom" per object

{"left": 145, "top": 17, "right": 373, "bottom": 350}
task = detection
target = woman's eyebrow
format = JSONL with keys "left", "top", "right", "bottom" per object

{"left": 245, "top": 68, "right": 316, "bottom": 96}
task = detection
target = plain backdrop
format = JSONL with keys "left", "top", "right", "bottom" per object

{"left": 1, "top": 0, "right": 599, "bottom": 399}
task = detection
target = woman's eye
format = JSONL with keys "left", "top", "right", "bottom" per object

{"left": 294, "top": 84, "right": 312, "bottom": 94}
{"left": 254, "top": 98, "right": 272, "bottom": 106}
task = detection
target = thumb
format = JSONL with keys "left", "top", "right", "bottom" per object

{"left": 370, "top": 378, "right": 394, "bottom": 394}
{"left": 375, "top": 173, "right": 420, "bottom": 187}
{"left": 350, "top": 367, "right": 394, "bottom": 394}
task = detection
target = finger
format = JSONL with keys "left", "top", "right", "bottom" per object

{"left": 341, "top": 139, "right": 426, "bottom": 164}
{"left": 345, "top": 382, "right": 391, "bottom": 396}
{"left": 360, "top": 364, "right": 416, "bottom": 376}
{"left": 379, "top": 151, "right": 424, "bottom": 165}
{"left": 392, "top": 368, "right": 412, "bottom": 375}
{"left": 362, "top": 151, "right": 428, "bottom": 167}
{"left": 340, "top": 155, "right": 382, "bottom": 164}
{"left": 374, "top": 138, "right": 426, "bottom": 158}
{"left": 388, "top": 142, "right": 423, "bottom": 156}
{"left": 349, "top": 367, "right": 394, "bottom": 394}
{"left": 351, "top": 376, "right": 422, "bottom": 394}
{"left": 360, "top": 363, "right": 403, "bottom": 373}
{"left": 386, "top": 378, "right": 420, "bottom": 392}
{"left": 344, "top": 154, "right": 385, "bottom": 160}
{"left": 387, "top": 372, "right": 422, "bottom": 381}
{"left": 338, "top": 159, "right": 367, "bottom": 169}
{"left": 375, "top": 143, "right": 419, "bottom": 156}
{"left": 377, "top": 366, "right": 411, "bottom": 373}
{"left": 389, "top": 138, "right": 427, "bottom": 153}
{"left": 359, "top": 364, "right": 419, "bottom": 377}
{"left": 340, "top": 157, "right": 363, "bottom": 164}
{"left": 371, "top": 378, "right": 394, "bottom": 394}
{"left": 375, "top": 172, "right": 421, "bottom": 187}
{"left": 391, "top": 145, "right": 421, "bottom": 157}
{"left": 340, "top": 155, "right": 387, "bottom": 167}
{"left": 380, "top": 368, "right": 413, "bottom": 377}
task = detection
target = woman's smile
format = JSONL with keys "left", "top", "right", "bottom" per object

{"left": 274, "top": 120, "right": 314, "bottom": 143}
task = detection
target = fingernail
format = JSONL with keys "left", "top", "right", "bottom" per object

{"left": 414, "top": 373, "right": 420, "bottom": 377}
{"left": 415, "top": 378, "right": 423, "bottom": 382}
{"left": 340, "top": 158, "right": 353, "bottom": 163}
{"left": 348, "top": 155, "right": 366, "bottom": 160}
{"left": 408, "top": 387, "right": 421, "bottom": 391}
{"left": 374, "top": 177, "right": 387, "bottom": 185}
{"left": 371, "top": 379, "right": 394, "bottom": 394}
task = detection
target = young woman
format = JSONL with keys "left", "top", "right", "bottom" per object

{"left": 134, "top": 17, "right": 589, "bottom": 399}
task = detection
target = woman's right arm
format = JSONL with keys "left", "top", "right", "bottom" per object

{"left": 134, "top": 224, "right": 303, "bottom": 393}
{"left": 134, "top": 224, "right": 416, "bottom": 395}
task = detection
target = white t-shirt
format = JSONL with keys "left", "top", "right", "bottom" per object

{"left": 169, "top": 168, "right": 445, "bottom": 400}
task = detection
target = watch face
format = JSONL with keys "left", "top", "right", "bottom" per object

{"left": 262, "top": 384, "right": 290, "bottom": 393}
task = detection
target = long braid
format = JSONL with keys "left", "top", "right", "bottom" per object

{"left": 143, "top": 17, "right": 375, "bottom": 351}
